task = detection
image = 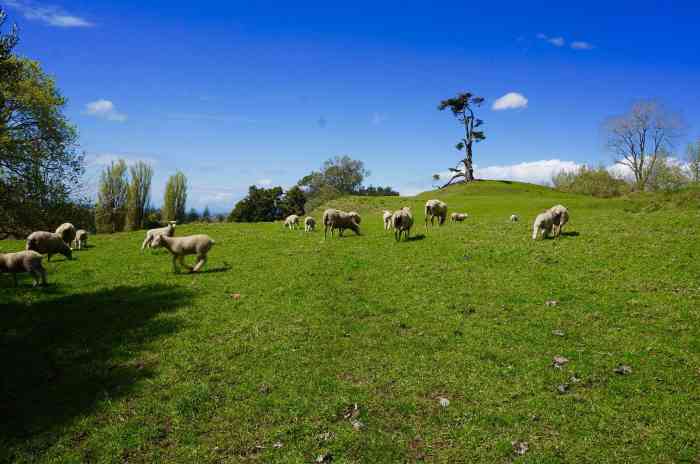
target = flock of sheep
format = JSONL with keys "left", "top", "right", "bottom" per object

{"left": 0, "top": 199, "right": 569, "bottom": 287}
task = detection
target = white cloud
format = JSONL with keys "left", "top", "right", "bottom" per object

{"left": 492, "top": 92, "right": 528, "bottom": 111}
{"left": 536, "top": 33, "right": 565, "bottom": 47}
{"left": 475, "top": 159, "right": 580, "bottom": 184}
{"left": 371, "top": 112, "right": 388, "bottom": 125}
{"left": 5, "top": 0, "right": 93, "bottom": 27}
{"left": 84, "top": 100, "right": 127, "bottom": 122}
{"left": 570, "top": 41, "right": 594, "bottom": 50}
{"left": 256, "top": 178, "right": 273, "bottom": 187}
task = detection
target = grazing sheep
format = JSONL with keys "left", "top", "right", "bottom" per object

{"left": 548, "top": 205, "right": 569, "bottom": 237}
{"left": 392, "top": 207, "right": 414, "bottom": 242}
{"left": 151, "top": 234, "right": 215, "bottom": 273}
{"left": 0, "top": 250, "right": 47, "bottom": 287}
{"left": 532, "top": 211, "right": 556, "bottom": 240}
{"left": 348, "top": 211, "right": 361, "bottom": 225}
{"left": 304, "top": 216, "right": 316, "bottom": 232}
{"left": 142, "top": 221, "right": 176, "bottom": 250}
{"left": 450, "top": 212, "right": 468, "bottom": 223}
{"left": 73, "top": 229, "right": 88, "bottom": 250}
{"left": 284, "top": 214, "right": 300, "bottom": 230}
{"left": 382, "top": 210, "right": 393, "bottom": 231}
{"left": 425, "top": 199, "right": 448, "bottom": 228}
{"left": 26, "top": 231, "right": 72, "bottom": 261}
{"left": 322, "top": 208, "right": 360, "bottom": 238}
{"left": 510, "top": 214, "right": 519, "bottom": 222}
{"left": 55, "top": 223, "right": 76, "bottom": 247}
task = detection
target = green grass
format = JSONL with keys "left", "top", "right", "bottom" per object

{"left": 1, "top": 180, "right": 699, "bottom": 463}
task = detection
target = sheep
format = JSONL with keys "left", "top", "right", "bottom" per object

{"left": 142, "top": 221, "right": 176, "bottom": 250}
{"left": 382, "top": 210, "right": 393, "bottom": 231}
{"left": 450, "top": 212, "right": 468, "bottom": 223}
{"left": 532, "top": 211, "right": 556, "bottom": 240}
{"left": 425, "top": 199, "right": 448, "bottom": 228}
{"left": 26, "top": 231, "right": 72, "bottom": 261}
{"left": 150, "top": 233, "right": 215, "bottom": 273}
{"left": 0, "top": 250, "right": 47, "bottom": 287}
{"left": 547, "top": 205, "right": 569, "bottom": 237}
{"left": 73, "top": 229, "right": 88, "bottom": 250}
{"left": 322, "top": 208, "right": 360, "bottom": 238}
{"left": 348, "top": 211, "right": 361, "bottom": 225}
{"left": 284, "top": 214, "right": 300, "bottom": 230}
{"left": 55, "top": 222, "right": 76, "bottom": 247}
{"left": 392, "top": 207, "right": 414, "bottom": 242}
{"left": 510, "top": 214, "right": 519, "bottom": 222}
{"left": 304, "top": 216, "right": 316, "bottom": 232}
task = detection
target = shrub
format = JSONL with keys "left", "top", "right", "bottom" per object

{"left": 552, "top": 165, "right": 630, "bottom": 197}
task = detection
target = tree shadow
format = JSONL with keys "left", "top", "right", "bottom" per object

{"left": 0, "top": 284, "right": 193, "bottom": 447}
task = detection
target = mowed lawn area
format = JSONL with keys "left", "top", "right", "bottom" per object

{"left": 1, "top": 181, "right": 699, "bottom": 463}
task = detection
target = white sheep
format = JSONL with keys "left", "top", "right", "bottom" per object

{"left": 304, "top": 216, "right": 316, "bottom": 232}
{"left": 450, "top": 212, "right": 468, "bottom": 223}
{"left": 382, "top": 210, "right": 393, "bottom": 231}
{"left": 547, "top": 205, "right": 569, "bottom": 237}
{"left": 284, "top": 214, "right": 300, "bottom": 230}
{"left": 26, "top": 231, "right": 72, "bottom": 261}
{"left": 322, "top": 208, "right": 360, "bottom": 238}
{"left": 510, "top": 214, "right": 519, "bottom": 222}
{"left": 142, "top": 221, "right": 176, "bottom": 250}
{"left": 425, "top": 199, "right": 448, "bottom": 228}
{"left": 73, "top": 229, "right": 88, "bottom": 250}
{"left": 532, "top": 211, "right": 556, "bottom": 240}
{"left": 348, "top": 211, "right": 361, "bottom": 225}
{"left": 55, "top": 222, "right": 76, "bottom": 247}
{"left": 150, "top": 234, "right": 215, "bottom": 273}
{"left": 392, "top": 207, "right": 414, "bottom": 241}
{"left": 0, "top": 250, "right": 47, "bottom": 287}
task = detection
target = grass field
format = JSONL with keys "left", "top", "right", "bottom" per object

{"left": 1, "top": 181, "right": 699, "bottom": 463}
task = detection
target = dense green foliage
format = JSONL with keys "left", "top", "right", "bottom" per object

{"left": 95, "top": 160, "right": 129, "bottom": 233}
{"left": 552, "top": 165, "right": 630, "bottom": 197}
{"left": 228, "top": 185, "right": 285, "bottom": 222}
{"left": 2, "top": 181, "right": 698, "bottom": 463}
{"left": 163, "top": 171, "right": 188, "bottom": 223}
{"left": 0, "top": 11, "right": 85, "bottom": 238}
{"left": 125, "top": 161, "right": 154, "bottom": 231}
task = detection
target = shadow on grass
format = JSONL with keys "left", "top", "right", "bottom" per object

{"left": 405, "top": 234, "right": 426, "bottom": 242}
{"left": 561, "top": 231, "right": 580, "bottom": 237}
{"left": 0, "top": 284, "right": 193, "bottom": 447}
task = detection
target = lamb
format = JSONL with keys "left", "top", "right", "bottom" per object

{"left": 532, "top": 211, "right": 556, "bottom": 240}
{"left": 510, "top": 214, "right": 519, "bottom": 222}
{"left": 547, "top": 205, "right": 569, "bottom": 237}
{"left": 150, "top": 233, "right": 215, "bottom": 273}
{"left": 55, "top": 222, "right": 76, "bottom": 247}
{"left": 73, "top": 229, "right": 88, "bottom": 250}
{"left": 304, "top": 216, "right": 316, "bottom": 232}
{"left": 322, "top": 208, "right": 360, "bottom": 238}
{"left": 348, "top": 211, "right": 361, "bottom": 224}
{"left": 450, "top": 212, "right": 468, "bottom": 223}
{"left": 142, "top": 221, "right": 176, "bottom": 250}
{"left": 425, "top": 199, "right": 448, "bottom": 228}
{"left": 26, "top": 231, "right": 72, "bottom": 261}
{"left": 284, "top": 214, "right": 300, "bottom": 230}
{"left": 0, "top": 250, "right": 47, "bottom": 287}
{"left": 392, "top": 207, "right": 414, "bottom": 242}
{"left": 382, "top": 210, "right": 393, "bottom": 230}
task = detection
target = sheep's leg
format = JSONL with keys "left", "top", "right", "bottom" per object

{"left": 13, "top": 273, "right": 18, "bottom": 287}
{"left": 39, "top": 268, "right": 47, "bottom": 286}
{"left": 47, "top": 253, "right": 52, "bottom": 262}
{"left": 179, "top": 255, "right": 193, "bottom": 272}
{"left": 30, "top": 270, "right": 40, "bottom": 287}
{"left": 141, "top": 236, "right": 151, "bottom": 251}
{"left": 193, "top": 254, "right": 207, "bottom": 272}
{"left": 172, "top": 255, "right": 180, "bottom": 273}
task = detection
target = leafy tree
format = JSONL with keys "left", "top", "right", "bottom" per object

{"left": 125, "top": 161, "right": 153, "bottom": 230}
{"left": 686, "top": 140, "right": 700, "bottom": 183}
{"left": 647, "top": 156, "right": 690, "bottom": 192}
{"left": 186, "top": 208, "right": 200, "bottom": 223}
{"left": 280, "top": 185, "right": 306, "bottom": 216}
{"left": 228, "top": 185, "right": 284, "bottom": 222}
{"left": 300, "top": 155, "right": 369, "bottom": 196}
{"left": 356, "top": 185, "right": 399, "bottom": 196}
{"left": 202, "top": 205, "right": 211, "bottom": 223}
{"left": 552, "top": 166, "right": 629, "bottom": 198}
{"left": 163, "top": 171, "right": 187, "bottom": 223}
{"left": 95, "top": 160, "right": 129, "bottom": 233}
{"left": 437, "top": 92, "right": 486, "bottom": 186}
{"left": 0, "top": 9, "right": 85, "bottom": 238}
{"left": 605, "top": 100, "right": 684, "bottom": 190}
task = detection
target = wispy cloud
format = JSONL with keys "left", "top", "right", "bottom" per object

{"left": 371, "top": 112, "right": 388, "bottom": 125}
{"left": 536, "top": 33, "right": 566, "bottom": 47}
{"left": 84, "top": 100, "right": 127, "bottom": 122}
{"left": 570, "top": 41, "right": 594, "bottom": 50}
{"left": 4, "top": 0, "right": 93, "bottom": 28}
{"left": 492, "top": 92, "right": 528, "bottom": 111}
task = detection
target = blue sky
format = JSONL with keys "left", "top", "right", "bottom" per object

{"left": 5, "top": 0, "right": 700, "bottom": 212}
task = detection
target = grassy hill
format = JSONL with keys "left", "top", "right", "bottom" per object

{"left": 1, "top": 181, "right": 699, "bottom": 463}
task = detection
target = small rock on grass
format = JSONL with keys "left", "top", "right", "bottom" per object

{"left": 350, "top": 419, "right": 364, "bottom": 431}
{"left": 273, "top": 441, "right": 283, "bottom": 449}
{"left": 545, "top": 300, "right": 559, "bottom": 307}
{"left": 552, "top": 356, "right": 569, "bottom": 369}
{"left": 552, "top": 329, "right": 565, "bottom": 337}
{"left": 557, "top": 383, "right": 570, "bottom": 394}
{"left": 512, "top": 441, "right": 529, "bottom": 456}
{"left": 316, "top": 452, "right": 333, "bottom": 463}
{"left": 438, "top": 397, "right": 450, "bottom": 408}
{"left": 614, "top": 364, "right": 632, "bottom": 375}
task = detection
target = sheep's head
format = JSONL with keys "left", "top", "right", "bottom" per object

{"left": 151, "top": 234, "right": 165, "bottom": 248}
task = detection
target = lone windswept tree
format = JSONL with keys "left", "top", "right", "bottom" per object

{"left": 437, "top": 92, "right": 486, "bottom": 186}
{"left": 163, "top": 171, "right": 188, "bottom": 223}
{"left": 126, "top": 161, "right": 154, "bottom": 230}
{"left": 95, "top": 160, "right": 129, "bottom": 233}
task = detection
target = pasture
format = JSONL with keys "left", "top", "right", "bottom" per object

{"left": 1, "top": 181, "right": 699, "bottom": 463}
